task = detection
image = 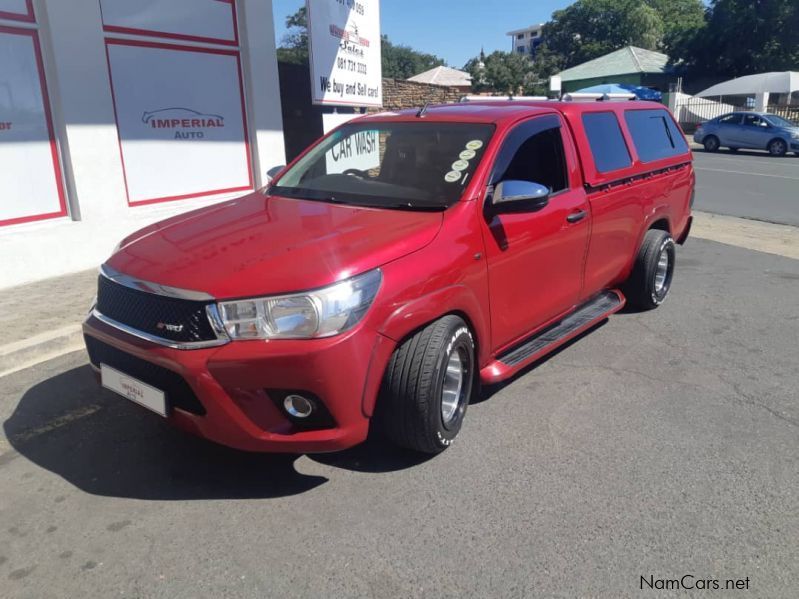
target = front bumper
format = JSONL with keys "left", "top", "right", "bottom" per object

{"left": 83, "top": 314, "right": 395, "bottom": 453}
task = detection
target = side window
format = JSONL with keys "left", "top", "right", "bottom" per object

{"left": 582, "top": 112, "right": 632, "bottom": 173}
{"left": 624, "top": 109, "right": 689, "bottom": 162}
{"left": 718, "top": 114, "right": 741, "bottom": 125}
{"left": 493, "top": 122, "right": 568, "bottom": 194}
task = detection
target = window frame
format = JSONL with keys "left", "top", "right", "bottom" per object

{"left": 488, "top": 114, "right": 570, "bottom": 200}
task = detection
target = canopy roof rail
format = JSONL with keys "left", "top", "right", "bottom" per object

{"left": 459, "top": 95, "right": 549, "bottom": 102}
{"left": 562, "top": 92, "right": 637, "bottom": 102}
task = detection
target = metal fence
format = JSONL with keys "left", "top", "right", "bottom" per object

{"left": 674, "top": 96, "right": 799, "bottom": 132}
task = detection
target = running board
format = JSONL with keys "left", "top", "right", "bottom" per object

{"left": 480, "top": 290, "right": 625, "bottom": 384}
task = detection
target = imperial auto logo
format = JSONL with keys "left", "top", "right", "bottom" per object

{"left": 142, "top": 107, "right": 225, "bottom": 140}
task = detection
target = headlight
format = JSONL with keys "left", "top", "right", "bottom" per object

{"left": 218, "top": 269, "right": 382, "bottom": 340}
{"left": 791, "top": 132, "right": 799, "bottom": 139}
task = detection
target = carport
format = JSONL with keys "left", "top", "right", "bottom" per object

{"left": 697, "top": 71, "right": 799, "bottom": 111}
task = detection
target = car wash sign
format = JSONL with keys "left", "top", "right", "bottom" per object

{"left": 307, "top": 0, "right": 382, "bottom": 107}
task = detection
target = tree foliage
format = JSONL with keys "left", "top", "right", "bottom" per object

{"left": 276, "top": 7, "right": 445, "bottom": 79}
{"left": 381, "top": 36, "right": 445, "bottom": 79}
{"left": 669, "top": 0, "right": 799, "bottom": 77}
{"left": 465, "top": 50, "right": 540, "bottom": 95}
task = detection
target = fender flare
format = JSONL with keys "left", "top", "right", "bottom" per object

{"left": 378, "top": 284, "right": 489, "bottom": 363}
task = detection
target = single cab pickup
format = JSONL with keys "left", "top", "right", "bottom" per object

{"left": 83, "top": 98, "right": 694, "bottom": 455}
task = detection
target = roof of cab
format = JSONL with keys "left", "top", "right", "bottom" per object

{"left": 357, "top": 99, "right": 665, "bottom": 126}
{"left": 357, "top": 103, "right": 559, "bottom": 126}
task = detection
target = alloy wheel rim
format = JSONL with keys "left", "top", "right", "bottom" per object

{"left": 441, "top": 348, "right": 466, "bottom": 425}
{"left": 654, "top": 246, "right": 670, "bottom": 294}
{"left": 772, "top": 140, "right": 785, "bottom": 154}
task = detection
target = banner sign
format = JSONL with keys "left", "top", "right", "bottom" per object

{"left": 100, "top": 0, "right": 237, "bottom": 45}
{"left": 0, "top": 27, "right": 66, "bottom": 225}
{"left": 307, "top": 0, "right": 382, "bottom": 107}
{"left": 105, "top": 40, "right": 252, "bottom": 205}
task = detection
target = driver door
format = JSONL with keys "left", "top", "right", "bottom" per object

{"left": 481, "top": 115, "right": 590, "bottom": 352}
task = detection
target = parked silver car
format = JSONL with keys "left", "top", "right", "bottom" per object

{"left": 694, "top": 112, "right": 799, "bottom": 156}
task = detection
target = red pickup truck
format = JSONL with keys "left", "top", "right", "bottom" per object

{"left": 83, "top": 98, "right": 694, "bottom": 455}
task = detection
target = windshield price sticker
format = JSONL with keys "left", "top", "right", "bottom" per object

{"left": 451, "top": 159, "right": 470, "bottom": 171}
{"left": 444, "top": 170, "right": 462, "bottom": 183}
{"left": 465, "top": 139, "right": 483, "bottom": 150}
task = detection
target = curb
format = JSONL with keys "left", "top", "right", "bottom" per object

{"left": 0, "top": 325, "right": 84, "bottom": 379}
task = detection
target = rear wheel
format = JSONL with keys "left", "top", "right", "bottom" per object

{"left": 624, "top": 229, "right": 676, "bottom": 310}
{"left": 768, "top": 138, "right": 787, "bottom": 156}
{"left": 378, "top": 315, "right": 475, "bottom": 454}
{"left": 703, "top": 135, "right": 720, "bottom": 152}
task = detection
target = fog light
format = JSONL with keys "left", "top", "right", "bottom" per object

{"left": 283, "top": 394, "right": 314, "bottom": 418}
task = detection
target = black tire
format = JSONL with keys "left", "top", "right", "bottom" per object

{"left": 624, "top": 229, "right": 676, "bottom": 310}
{"left": 378, "top": 315, "right": 475, "bottom": 454}
{"left": 768, "top": 138, "right": 787, "bottom": 157}
{"left": 703, "top": 135, "right": 720, "bottom": 152}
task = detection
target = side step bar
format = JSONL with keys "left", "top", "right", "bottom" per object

{"left": 480, "top": 290, "right": 625, "bottom": 385}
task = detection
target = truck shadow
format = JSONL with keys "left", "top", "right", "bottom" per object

{"left": 3, "top": 365, "right": 328, "bottom": 500}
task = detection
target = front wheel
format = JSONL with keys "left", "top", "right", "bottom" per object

{"left": 623, "top": 230, "right": 676, "bottom": 310}
{"left": 378, "top": 315, "right": 475, "bottom": 454}
{"left": 768, "top": 138, "right": 787, "bottom": 157}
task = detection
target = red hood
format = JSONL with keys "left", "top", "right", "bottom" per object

{"left": 108, "top": 192, "right": 443, "bottom": 299}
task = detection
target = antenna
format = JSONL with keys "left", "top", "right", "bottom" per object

{"left": 416, "top": 102, "right": 430, "bottom": 118}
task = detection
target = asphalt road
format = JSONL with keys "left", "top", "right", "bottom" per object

{"left": 693, "top": 148, "right": 799, "bottom": 226}
{"left": 1, "top": 238, "right": 797, "bottom": 598}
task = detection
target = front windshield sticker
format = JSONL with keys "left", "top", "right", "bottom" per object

{"left": 459, "top": 149, "right": 476, "bottom": 160}
{"left": 444, "top": 170, "right": 462, "bottom": 183}
{"left": 451, "top": 159, "right": 470, "bottom": 171}
{"left": 465, "top": 140, "right": 484, "bottom": 150}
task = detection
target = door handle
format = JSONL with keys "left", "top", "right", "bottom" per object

{"left": 566, "top": 209, "right": 587, "bottom": 223}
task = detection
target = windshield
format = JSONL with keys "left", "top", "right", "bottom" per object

{"left": 272, "top": 122, "right": 495, "bottom": 210}
{"left": 764, "top": 114, "right": 798, "bottom": 128}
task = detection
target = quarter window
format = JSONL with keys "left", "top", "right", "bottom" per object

{"left": 624, "top": 109, "right": 688, "bottom": 162}
{"left": 581, "top": 112, "right": 632, "bottom": 173}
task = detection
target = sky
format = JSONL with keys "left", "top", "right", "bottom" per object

{"left": 271, "top": 0, "right": 572, "bottom": 69}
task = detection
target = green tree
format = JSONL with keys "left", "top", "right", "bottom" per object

{"left": 381, "top": 36, "right": 445, "bottom": 79}
{"left": 646, "top": 0, "right": 706, "bottom": 52}
{"left": 275, "top": 7, "right": 446, "bottom": 78}
{"left": 670, "top": 0, "right": 799, "bottom": 77}
{"left": 464, "top": 51, "right": 537, "bottom": 95}
{"left": 543, "top": 0, "right": 665, "bottom": 68}
{"left": 276, "top": 6, "right": 308, "bottom": 64}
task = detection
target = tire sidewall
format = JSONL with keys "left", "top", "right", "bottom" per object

{"left": 704, "top": 136, "right": 719, "bottom": 152}
{"left": 650, "top": 237, "right": 676, "bottom": 305}
{"left": 769, "top": 139, "right": 787, "bottom": 156}
{"left": 430, "top": 324, "right": 474, "bottom": 448}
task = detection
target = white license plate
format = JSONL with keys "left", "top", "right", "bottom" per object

{"left": 101, "top": 364, "right": 167, "bottom": 417}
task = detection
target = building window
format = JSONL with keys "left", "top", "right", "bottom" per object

{"left": 100, "top": 0, "right": 253, "bottom": 206}
{"left": 0, "top": 12, "right": 69, "bottom": 226}
{"left": 516, "top": 33, "right": 524, "bottom": 40}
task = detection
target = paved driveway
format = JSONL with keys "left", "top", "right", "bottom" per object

{"left": 693, "top": 149, "right": 799, "bottom": 226}
{"left": 1, "top": 238, "right": 797, "bottom": 598}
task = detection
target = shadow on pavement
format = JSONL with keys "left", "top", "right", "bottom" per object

{"left": 3, "top": 365, "right": 329, "bottom": 500}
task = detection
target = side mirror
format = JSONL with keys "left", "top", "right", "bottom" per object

{"left": 491, "top": 180, "right": 550, "bottom": 212}
{"left": 266, "top": 165, "right": 285, "bottom": 183}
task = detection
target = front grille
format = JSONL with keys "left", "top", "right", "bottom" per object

{"left": 96, "top": 275, "right": 218, "bottom": 344}
{"left": 85, "top": 336, "right": 206, "bottom": 415}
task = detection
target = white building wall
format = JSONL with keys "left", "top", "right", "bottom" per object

{"left": 0, "top": 0, "right": 284, "bottom": 289}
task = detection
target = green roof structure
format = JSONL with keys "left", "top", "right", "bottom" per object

{"left": 557, "top": 46, "right": 673, "bottom": 93}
